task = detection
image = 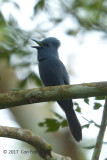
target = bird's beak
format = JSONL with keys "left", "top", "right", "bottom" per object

{"left": 31, "top": 39, "right": 45, "bottom": 48}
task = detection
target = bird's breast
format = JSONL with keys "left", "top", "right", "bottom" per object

{"left": 38, "top": 58, "right": 63, "bottom": 86}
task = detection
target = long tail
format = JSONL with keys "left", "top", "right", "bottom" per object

{"left": 57, "top": 100, "right": 82, "bottom": 142}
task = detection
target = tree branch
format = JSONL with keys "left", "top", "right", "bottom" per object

{"left": 0, "top": 125, "right": 71, "bottom": 160}
{"left": 0, "top": 81, "right": 107, "bottom": 109}
{"left": 91, "top": 97, "right": 107, "bottom": 160}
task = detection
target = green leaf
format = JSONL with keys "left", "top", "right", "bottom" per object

{"left": 39, "top": 118, "right": 60, "bottom": 132}
{"left": 76, "top": 106, "right": 81, "bottom": 113}
{"left": 39, "top": 122, "right": 45, "bottom": 127}
{"left": 74, "top": 102, "right": 81, "bottom": 113}
{"left": 93, "top": 102, "right": 102, "bottom": 110}
{"left": 60, "top": 120, "right": 68, "bottom": 127}
{"left": 34, "top": 0, "right": 45, "bottom": 14}
{"left": 45, "top": 118, "right": 60, "bottom": 132}
{"left": 82, "top": 124, "right": 90, "bottom": 129}
{"left": 95, "top": 96, "right": 105, "bottom": 100}
{"left": 74, "top": 102, "right": 79, "bottom": 107}
{"left": 84, "top": 98, "right": 89, "bottom": 105}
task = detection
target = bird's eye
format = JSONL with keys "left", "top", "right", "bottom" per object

{"left": 44, "top": 43, "right": 49, "bottom": 47}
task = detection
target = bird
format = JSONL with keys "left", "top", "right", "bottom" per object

{"left": 31, "top": 37, "right": 82, "bottom": 142}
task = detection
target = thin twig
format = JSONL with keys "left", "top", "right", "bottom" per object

{"left": 91, "top": 97, "right": 107, "bottom": 160}
{"left": 82, "top": 116, "right": 100, "bottom": 128}
{"left": 83, "top": 141, "right": 107, "bottom": 149}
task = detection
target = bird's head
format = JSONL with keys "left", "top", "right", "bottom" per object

{"left": 31, "top": 37, "right": 60, "bottom": 50}
{"left": 31, "top": 37, "right": 61, "bottom": 61}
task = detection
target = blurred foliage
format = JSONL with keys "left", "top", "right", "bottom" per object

{"left": 0, "top": 0, "right": 20, "bottom": 9}
{"left": 74, "top": 102, "right": 81, "bottom": 113}
{"left": 93, "top": 102, "right": 102, "bottom": 110}
{"left": 39, "top": 97, "right": 103, "bottom": 133}
{"left": 0, "top": 11, "right": 43, "bottom": 87}
{"left": 84, "top": 98, "right": 89, "bottom": 105}
{"left": 33, "top": 0, "right": 107, "bottom": 36}
{"left": 1, "top": 0, "right": 107, "bottom": 88}
{"left": 95, "top": 96, "right": 105, "bottom": 100}
{"left": 34, "top": 0, "right": 45, "bottom": 14}
{"left": 82, "top": 116, "right": 100, "bottom": 128}
{"left": 39, "top": 111, "right": 68, "bottom": 132}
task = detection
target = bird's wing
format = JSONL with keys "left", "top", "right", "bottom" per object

{"left": 60, "top": 61, "right": 70, "bottom": 85}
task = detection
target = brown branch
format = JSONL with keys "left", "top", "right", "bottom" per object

{"left": 0, "top": 81, "right": 107, "bottom": 109}
{"left": 0, "top": 125, "right": 71, "bottom": 160}
{"left": 91, "top": 97, "right": 107, "bottom": 160}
